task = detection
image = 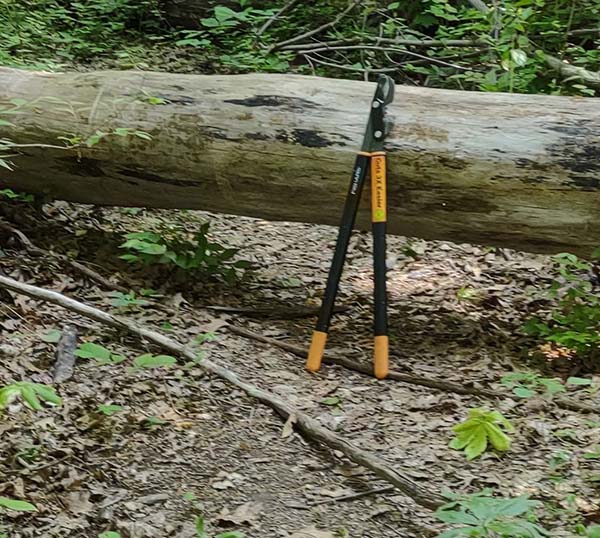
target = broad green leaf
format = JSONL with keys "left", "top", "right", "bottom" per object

{"left": 0, "top": 496, "right": 37, "bottom": 512}
{"left": 32, "top": 384, "right": 61, "bottom": 405}
{"left": 75, "top": 343, "right": 111, "bottom": 361}
{"left": 20, "top": 385, "right": 42, "bottom": 410}
{"left": 0, "top": 385, "right": 22, "bottom": 408}
{"left": 465, "top": 428, "right": 487, "bottom": 460}
{"left": 134, "top": 354, "right": 177, "bottom": 369}
{"left": 510, "top": 49, "right": 528, "bottom": 66}
{"left": 99, "top": 532, "right": 122, "bottom": 538}
{"left": 435, "top": 508, "right": 480, "bottom": 525}
{"left": 567, "top": 377, "right": 593, "bottom": 386}
{"left": 513, "top": 386, "right": 535, "bottom": 398}
{"left": 484, "top": 423, "right": 511, "bottom": 452}
{"left": 321, "top": 396, "right": 341, "bottom": 406}
{"left": 41, "top": 329, "right": 62, "bottom": 343}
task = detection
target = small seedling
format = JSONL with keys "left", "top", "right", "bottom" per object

{"left": 97, "top": 404, "right": 124, "bottom": 416}
{"left": 142, "top": 416, "right": 166, "bottom": 430}
{"left": 75, "top": 343, "right": 126, "bottom": 365}
{"left": 133, "top": 354, "right": 177, "bottom": 369}
{"left": 98, "top": 532, "right": 121, "bottom": 538}
{"left": 107, "top": 291, "right": 149, "bottom": 310}
{"left": 450, "top": 408, "right": 514, "bottom": 460}
{"left": 0, "top": 382, "right": 61, "bottom": 411}
{"left": 436, "top": 489, "right": 548, "bottom": 537}
{"left": 501, "top": 372, "right": 565, "bottom": 398}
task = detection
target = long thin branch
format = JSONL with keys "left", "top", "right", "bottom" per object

{"left": 227, "top": 325, "right": 600, "bottom": 415}
{"left": 301, "top": 56, "right": 398, "bottom": 74}
{"left": 298, "top": 45, "right": 471, "bottom": 70}
{"left": 268, "top": 0, "right": 363, "bottom": 52}
{"left": 282, "top": 37, "right": 486, "bottom": 50}
{"left": 256, "top": 0, "right": 301, "bottom": 38}
{"left": 0, "top": 273, "right": 444, "bottom": 510}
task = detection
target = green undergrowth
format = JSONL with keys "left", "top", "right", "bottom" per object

{"left": 0, "top": 0, "right": 598, "bottom": 95}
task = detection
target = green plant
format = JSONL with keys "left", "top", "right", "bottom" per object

{"left": 586, "top": 525, "right": 600, "bottom": 538}
{"left": 98, "top": 532, "right": 121, "bottom": 538}
{"left": 0, "top": 496, "right": 37, "bottom": 512}
{"left": 75, "top": 343, "right": 126, "bottom": 365}
{"left": 97, "top": 404, "right": 124, "bottom": 416}
{"left": 119, "top": 224, "right": 251, "bottom": 283}
{"left": 500, "top": 371, "right": 565, "bottom": 398}
{"left": 195, "top": 515, "right": 245, "bottom": 538}
{"left": 436, "top": 489, "right": 548, "bottom": 537}
{"left": 449, "top": 408, "right": 514, "bottom": 460}
{"left": 107, "top": 291, "right": 150, "bottom": 310}
{"left": 133, "top": 354, "right": 177, "bottom": 369}
{"left": 584, "top": 446, "right": 600, "bottom": 460}
{"left": 525, "top": 252, "right": 600, "bottom": 365}
{"left": 0, "top": 188, "right": 34, "bottom": 202}
{"left": 0, "top": 381, "right": 61, "bottom": 411}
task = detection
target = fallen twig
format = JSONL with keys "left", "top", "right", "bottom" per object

{"left": 0, "top": 219, "right": 127, "bottom": 292}
{"left": 227, "top": 325, "right": 600, "bottom": 415}
{"left": 52, "top": 323, "right": 78, "bottom": 383}
{"left": 0, "top": 273, "right": 444, "bottom": 510}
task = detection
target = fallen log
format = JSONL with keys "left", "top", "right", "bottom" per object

{"left": 0, "top": 67, "right": 599, "bottom": 257}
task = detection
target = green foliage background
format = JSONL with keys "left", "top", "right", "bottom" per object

{"left": 0, "top": 0, "right": 598, "bottom": 95}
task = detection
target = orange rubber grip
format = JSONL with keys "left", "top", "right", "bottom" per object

{"left": 306, "top": 331, "right": 327, "bottom": 373}
{"left": 374, "top": 335, "right": 389, "bottom": 379}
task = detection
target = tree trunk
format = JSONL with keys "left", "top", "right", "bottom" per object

{"left": 1, "top": 67, "right": 599, "bottom": 257}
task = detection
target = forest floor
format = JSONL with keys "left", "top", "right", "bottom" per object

{"left": 0, "top": 203, "right": 598, "bottom": 538}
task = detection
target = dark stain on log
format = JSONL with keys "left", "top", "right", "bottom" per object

{"left": 118, "top": 167, "right": 203, "bottom": 188}
{"left": 291, "top": 129, "right": 333, "bottom": 148}
{"left": 245, "top": 132, "right": 270, "bottom": 141}
{"left": 224, "top": 95, "right": 319, "bottom": 111}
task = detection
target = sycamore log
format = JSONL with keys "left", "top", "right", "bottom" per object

{"left": 0, "top": 67, "right": 599, "bottom": 257}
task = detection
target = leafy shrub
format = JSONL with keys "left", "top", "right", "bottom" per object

{"left": 436, "top": 489, "right": 548, "bottom": 537}
{"left": 525, "top": 252, "right": 599, "bottom": 369}
{"left": 449, "top": 408, "right": 514, "bottom": 460}
{"left": 119, "top": 223, "right": 251, "bottom": 283}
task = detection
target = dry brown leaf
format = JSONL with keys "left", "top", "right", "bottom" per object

{"left": 217, "top": 501, "right": 262, "bottom": 526}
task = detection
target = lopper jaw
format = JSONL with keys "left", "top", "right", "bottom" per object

{"left": 361, "top": 75, "right": 395, "bottom": 153}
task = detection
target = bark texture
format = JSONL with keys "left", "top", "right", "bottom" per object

{"left": 0, "top": 67, "right": 599, "bottom": 256}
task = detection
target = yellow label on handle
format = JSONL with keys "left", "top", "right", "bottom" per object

{"left": 371, "top": 154, "right": 387, "bottom": 223}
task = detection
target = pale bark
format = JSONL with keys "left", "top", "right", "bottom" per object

{"left": 0, "top": 67, "right": 599, "bottom": 257}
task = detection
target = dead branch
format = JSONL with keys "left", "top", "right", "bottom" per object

{"left": 226, "top": 325, "right": 600, "bottom": 415}
{"left": 0, "top": 273, "right": 444, "bottom": 510}
{"left": 52, "top": 324, "right": 78, "bottom": 383}
{"left": 296, "top": 45, "right": 471, "bottom": 70}
{"left": 268, "top": 0, "right": 363, "bottom": 52}
{"left": 256, "top": 0, "right": 301, "bottom": 37}
{"left": 0, "top": 219, "right": 127, "bottom": 293}
{"left": 281, "top": 37, "right": 486, "bottom": 50}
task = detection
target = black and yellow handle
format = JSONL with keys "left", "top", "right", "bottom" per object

{"left": 370, "top": 151, "right": 389, "bottom": 380}
{"left": 306, "top": 152, "right": 370, "bottom": 373}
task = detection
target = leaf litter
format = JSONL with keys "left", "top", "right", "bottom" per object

{"left": 0, "top": 202, "right": 598, "bottom": 537}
